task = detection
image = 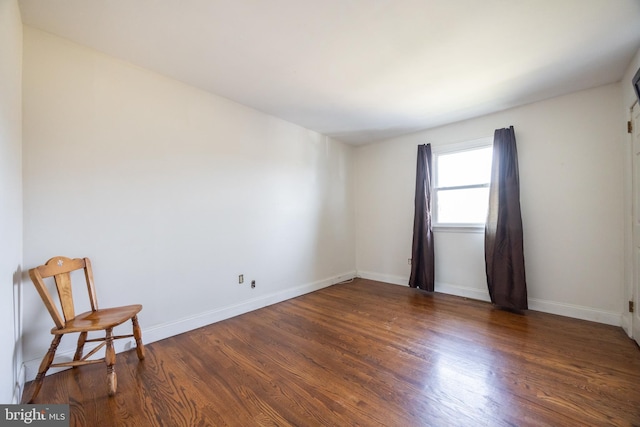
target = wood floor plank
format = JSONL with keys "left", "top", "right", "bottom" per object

{"left": 25, "top": 279, "right": 640, "bottom": 426}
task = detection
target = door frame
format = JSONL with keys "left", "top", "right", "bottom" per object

{"left": 629, "top": 101, "right": 640, "bottom": 345}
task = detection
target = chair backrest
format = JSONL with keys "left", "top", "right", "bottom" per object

{"left": 29, "top": 256, "right": 99, "bottom": 329}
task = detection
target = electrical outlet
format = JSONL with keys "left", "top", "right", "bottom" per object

{"left": 239, "top": 274, "right": 244, "bottom": 284}
{"left": 251, "top": 280, "right": 256, "bottom": 289}
{"left": 408, "top": 258, "right": 412, "bottom": 265}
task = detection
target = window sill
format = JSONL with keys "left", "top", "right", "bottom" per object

{"left": 433, "top": 225, "right": 485, "bottom": 234}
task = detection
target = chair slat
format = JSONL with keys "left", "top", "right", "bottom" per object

{"left": 83, "top": 258, "right": 99, "bottom": 311}
{"left": 37, "top": 256, "right": 85, "bottom": 278}
{"left": 54, "top": 272, "right": 75, "bottom": 321}
{"left": 29, "top": 269, "right": 65, "bottom": 329}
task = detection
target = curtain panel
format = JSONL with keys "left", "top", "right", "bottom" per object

{"left": 409, "top": 144, "right": 435, "bottom": 291}
{"left": 485, "top": 126, "right": 528, "bottom": 310}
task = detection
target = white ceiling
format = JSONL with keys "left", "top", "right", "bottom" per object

{"left": 17, "top": 0, "right": 640, "bottom": 145}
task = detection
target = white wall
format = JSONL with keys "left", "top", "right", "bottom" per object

{"left": 22, "top": 27, "right": 356, "bottom": 379}
{"left": 621, "top": 47, "right": 640, "bottom": 335}
{"left": 17, "top": 18, "right": 636, "bottom": 389}
{"left": 0, "top": 0, "right": 23, "bottom": 403}
{"left": 356, "top": 83, "right": 625, "bottom": 325}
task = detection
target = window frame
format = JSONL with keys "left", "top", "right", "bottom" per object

{"left": 432, "top": 137, "right": 493, "bottom": 231}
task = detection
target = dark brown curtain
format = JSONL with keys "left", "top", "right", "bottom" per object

{"left": 409, "top": 144, "right": 435, "bottom": 291}
{"left": 485, "top": 126, "right": 527, "bottom": 310}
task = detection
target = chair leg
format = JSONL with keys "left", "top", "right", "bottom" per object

{"left": 27, "top": 334, "right": 62, "bottom": 403}
{"left": 105, "top": 328, "right": 117, "bottom": 396}
{"left": 132, "top": 315, "right": 145, "bottom": 360}
{"left": 73, "top": 331, "right": 88, "bottom": 363}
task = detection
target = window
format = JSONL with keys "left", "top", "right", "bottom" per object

{"left": 433, "top": 138, "right": 493, "bottom": 227}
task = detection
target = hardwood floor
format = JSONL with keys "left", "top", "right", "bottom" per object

{"left": 25, "top": 279, "right": 640, "bottom": 426}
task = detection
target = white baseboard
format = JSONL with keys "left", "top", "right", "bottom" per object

{"left": 356, "top": 271, "right": 492, "bottom": 302}
{"left": 12, "top": 364, "right": 25, "bottom": 404}
{"left": 435, "top": 282, "right": 491, "bottom": 302}
{"left": 356, "top": 270, "right": 622, "bottom": 326}
{"left": 143, "top": 270, "right": 356, "bottom": 344}
{"left": 621, "top": 313, "right": 632, "bottom": 337}
{"left": 356, "top": 270, "right": 408, "bottom": 286}
{"left": 23, "top": 271, "right": 356, "bottom": 382}
{"left": 528, "top": 298, "right": 621, "bottom": 326}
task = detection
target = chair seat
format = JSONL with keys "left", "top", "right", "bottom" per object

{"left": 51, "top": 304, "right": 143, "bottom": 334}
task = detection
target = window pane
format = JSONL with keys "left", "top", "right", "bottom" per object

{"left": 437, "top": 187, "right": 489, "bottom": 224}
{"left": 437, "top": 147, "right": 493, "bottom": 188}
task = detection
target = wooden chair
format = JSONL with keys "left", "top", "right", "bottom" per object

{"left": 27, "top": 256, "right": 145, "bottom": 403}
